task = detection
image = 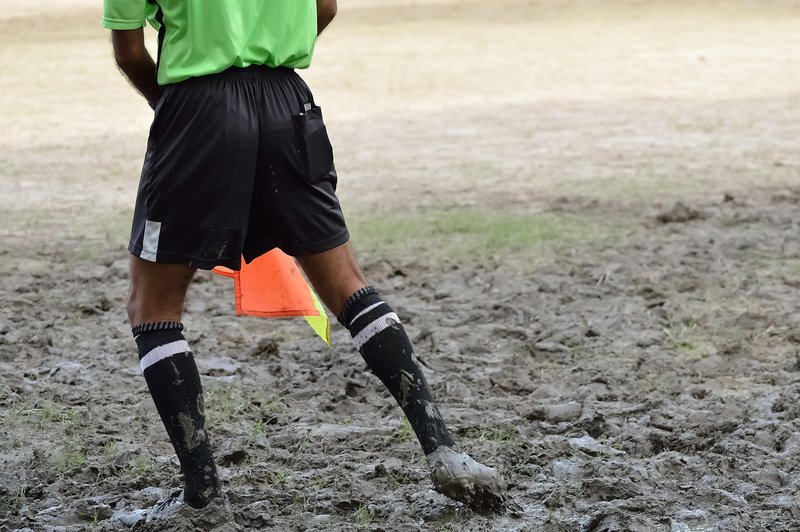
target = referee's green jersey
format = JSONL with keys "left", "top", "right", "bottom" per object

{"left": 102, "top": 1, "right": 317, "bottom": 85}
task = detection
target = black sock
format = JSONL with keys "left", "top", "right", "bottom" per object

{"left": 339, "top": 287, "right": 455, "bottom": 455}
{"left": 133, "top": 321, "right": 220, "bottom": 508}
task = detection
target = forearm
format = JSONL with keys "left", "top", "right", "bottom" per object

{"left": 317, "top": 0, "right": 337, "bottom": 35}
{"left": 111, "top": 29, "right": 159, "bottom": 108}
{"left": 117, "top": 53, "right": 159, "bottom": 108}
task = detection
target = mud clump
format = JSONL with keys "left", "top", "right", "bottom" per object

{"left": 655, "top": 201, "right": 707, "bottom": 223}
{"left": 426, "top": 446, "right": 508, "bottom": 513}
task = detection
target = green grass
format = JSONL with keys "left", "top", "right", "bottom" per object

{"left": 0, "top": 486, "right": 29, "bottom": 518}
{"left": 452, "top": 160, "right": 504, "bottom": 184}
{"left": 479, "top": 427, "right": 517, "bottom": 443}
{"left": 205, "top": 386, "right": 251, "bottom": 426}
{"left": 103, "top": 441, "right": 118, "bottom": 459}
{"left": 753, "top": 254, "right": 800, "bottom": 280}
{"left": 354, "top": 504, "right": 374, "bottom": 529}
{"left": 271, "top": 467, "right": 294, "bottom": 488}
{"left": 350, "top": 206, "right": 621, "bottom": 262}
{"left": 62, "top": 447, "right": 88, "bottom": 473}
{"left": 67, "top": 210, "right": 133, "bottom": 263}
{"left": 555, "top": 175, "right": 694, "bottom": 202}
{"left": 394, "top": 416, "right": 414, "bottom": 443}
{"left": 122, "top": 454, "right": 154, "bottom": 477}
{"left": 205, "top": 385, "right": 285, "bottom": 429}
{"left": 98, "top": 209, "right": 134, "bottom": 242}
{"left": 0, "top": 206, "right": 132, "bottom": 264}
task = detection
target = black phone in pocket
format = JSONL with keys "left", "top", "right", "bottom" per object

{"left": 292, "top": 105, "right": 334, "bottom": 183}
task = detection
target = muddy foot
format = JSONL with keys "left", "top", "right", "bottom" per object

{"left": 426, "top": 446, "right": 508, "bottom": 512}
{"left": 111, "top": 490, "right": 240, "bottom": 531}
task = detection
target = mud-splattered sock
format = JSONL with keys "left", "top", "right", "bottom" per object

{"left": 133, "top": 321, "right": 220, "bottom": 509}
{"left": 338, "top": 286, "right": 455, "bottom": 455}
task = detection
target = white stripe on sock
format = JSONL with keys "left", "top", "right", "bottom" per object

{"left": 139, "top": 340, "right": 190, "bottom": 372}
{"left": 349, "top": 301, "right": 385, "bottom": 327}
{"left": 353, "top": 312, "right": 400, "bottom": 350}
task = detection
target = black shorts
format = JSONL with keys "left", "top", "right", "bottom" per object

{"left": 128, "top": 65, "right": 350, "bottom": 271}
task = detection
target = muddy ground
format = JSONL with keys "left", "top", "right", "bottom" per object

{"left": 2, "top": 1, "right": 800, "bottom": 531}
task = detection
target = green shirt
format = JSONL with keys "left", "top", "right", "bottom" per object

{"left": 102, "top": 1, "right": 317, "bottom": 85}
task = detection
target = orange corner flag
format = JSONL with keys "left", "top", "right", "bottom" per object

{"left": 212, "top": 250, "right": 330, "bottom": 345}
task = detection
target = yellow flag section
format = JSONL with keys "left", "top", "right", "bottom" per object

{"left": 212, "top": 250, "right": 330, "bottom": 345}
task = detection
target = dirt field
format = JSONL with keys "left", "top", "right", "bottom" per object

{"left": 2, "top": 0, "right": 800, "bottom": 530}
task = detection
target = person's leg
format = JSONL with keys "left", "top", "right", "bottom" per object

{"left": 296, "top": 243, "right": 507, "bottom": 510}
{"left": 296, "top": 242, "right": 455, "bottom": 454}
{"left": 127, "top": 256, "right": 220, "bottom": 509}
{"left": 264, "top": 68, "right": 506, "bottom": 509}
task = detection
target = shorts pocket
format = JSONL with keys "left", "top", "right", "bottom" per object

{"left": 292, "top": 105, "right": 334, "bottom": 183}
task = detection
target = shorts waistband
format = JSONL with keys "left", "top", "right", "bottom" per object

{"left": 175, "top": 64, "right": 296, "bottom": 85}
{"left": 220, "top": 64, "right": 295, "bottom": 79}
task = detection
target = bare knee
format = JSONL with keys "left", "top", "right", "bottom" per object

{"left": 127, "top": 256, "right": 196, "bottom": 327}
{"left": 295, "top": 242, "right": 369, "bottom": 316}
{"left": 126, "top": 281, "right": 156, "bottom": 326}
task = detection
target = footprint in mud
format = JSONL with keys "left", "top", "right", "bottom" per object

{"left": 108, "top": 491, "right": 241, "bottom": 532}
{"left": 426, "top": 446, "right": 510, "bottom": 513}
